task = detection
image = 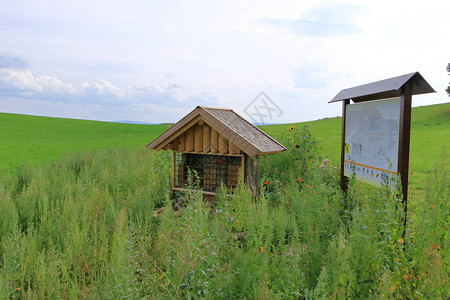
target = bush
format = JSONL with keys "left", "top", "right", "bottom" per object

{"left": 0, "top": 143, "right": 448, "bottom": 298}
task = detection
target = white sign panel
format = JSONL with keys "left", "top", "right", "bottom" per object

{"left": 344, "top": 97, "right": 401, "bottom": 187}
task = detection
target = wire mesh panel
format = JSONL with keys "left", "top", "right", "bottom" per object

{"left": 174, "top": 152, "right": 242, "bottom": 192}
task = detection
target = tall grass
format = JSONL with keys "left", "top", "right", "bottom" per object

{"left": 0, "top": 130, "right": 448, "bottom": 298}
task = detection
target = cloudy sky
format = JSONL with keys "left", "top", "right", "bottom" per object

{"left": 1, "top": 0, "right": 449, "bottom": 124}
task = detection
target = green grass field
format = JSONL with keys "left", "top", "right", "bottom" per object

{"left": 0, "top": 113, "right": 170, "bottom": 173}
{"left": 1, "top": 102, "right": 449, "bottom": 175}
{"left": 0, "top": 103, "right": 448, "bottom": 298}
{"left": 261, "top": 102, "right": 450, "bottom": 172}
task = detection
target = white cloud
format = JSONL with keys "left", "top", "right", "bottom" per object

{"left": 0, "top": 68, "right": 74, "bottom": 95}
{"left": 0, "top": 67, "right": 221, "bottom": 122}
{"left": 81, "top": 79, "right": 122, "bottom": 97}
{"left": 0, "top": 0, "right": 448, "bottom": 123}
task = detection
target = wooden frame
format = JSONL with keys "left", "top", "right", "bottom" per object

{"left": 171, "top": 151, "right": 245, "bottom": 196}
{"left": 331, "top": 72, "right": 435, "bottom": 238}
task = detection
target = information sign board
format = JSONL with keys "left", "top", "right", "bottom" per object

{"left": 344, "top": 97, "right": 401, "bottom": 186}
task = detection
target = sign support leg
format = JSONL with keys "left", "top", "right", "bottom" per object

{"left": 340, "top": 99, "right": 349, "bottom": 192}
{"left": 398, "top": 81, "right": 413, "bottom": 239}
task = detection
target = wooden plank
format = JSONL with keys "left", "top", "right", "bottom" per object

{"left": 185, "top": 127, "right": 194, "bottom": 152}
{"left": 210, "top": 128, "right": 218, "bottom": 153}
{"left": 218, "top": 135, "right": 228, "bottom": 154}
{"left": 194, "top": 125, "right": 203, "bottom": 152}
{"left": 203, "top": 124, "right": 211, "bottom": 152}
{"left": 178, "top": 134, "right": 185, "bottom": 152}
{"left": 229, "top": 142, "right": 239, "bottom": 154}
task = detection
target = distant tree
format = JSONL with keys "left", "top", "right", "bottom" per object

{"left": 447, "top": 63, "right": 450, "bottom": 97}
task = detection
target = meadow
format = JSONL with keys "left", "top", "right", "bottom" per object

{"left": 0, "top": 103, "right": 448, "bottom": 298}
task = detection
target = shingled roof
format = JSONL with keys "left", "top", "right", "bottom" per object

{"left": 147, "top": 106, "right": 286, "bottom": 156}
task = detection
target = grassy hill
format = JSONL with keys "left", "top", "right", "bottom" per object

{"left": 0, "top": 113, "right": 170, "bottom": 173}
{"left": 0, "top": 102, "right": 449, "bottom": 175}
{"left": 261, "top": 102, "right": 450, "bottom": 174}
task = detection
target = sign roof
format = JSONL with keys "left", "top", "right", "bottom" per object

{"left": 329, "top": 72, "right": 435, "bottom": 103}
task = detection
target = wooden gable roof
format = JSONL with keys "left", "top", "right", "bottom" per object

{"left": 147, "top": 106, "right": 286, "bottom": 157}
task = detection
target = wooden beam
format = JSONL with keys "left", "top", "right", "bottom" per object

{"left": 185, "top": 127, "right": 194, "bottom": 152}
{"left": 194, "top": 125, "right": 203, "bottom": 152}
{"left": 203, "top": 124, "right": 211, "bottom": 152}
{"left": 229, "top": 142, "right": 239, "bottom": 155}
{"left": 218, "top": 135, "right": 228, "bottom": 154}
{"left": 178, "top": 134, "right": 185, "bottom": 152}
{"left": 211, "top": 128, "right": 218, "bottom": 153}
{"left": 172, "top": 152, "right": 176, "bottom": 190}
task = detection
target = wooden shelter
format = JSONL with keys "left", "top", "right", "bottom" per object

{"left": 147, "top": 106, "right": 286, "bottom": 196}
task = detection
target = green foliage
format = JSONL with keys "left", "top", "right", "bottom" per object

{"left": 446, "top": 63, "right": 450, "bottom": 97}
{"left": 0, "top": 107, "right": 449, "bottom": 298}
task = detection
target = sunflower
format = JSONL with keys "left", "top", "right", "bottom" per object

{"left": 289, "top": 126, "right": 294, "bottom": 131}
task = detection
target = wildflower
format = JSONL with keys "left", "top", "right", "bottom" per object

{"left": 16, "top": 287, "right": 22, "bottom": 291}
{"left": 404, "top": 274, "right": 409, "bottom": 280}
{"left": 276, "top": 170, "right": 279, "bottom": 172}
{"left": 432, "top": 243, "right": 436, "bottom": 250}
{"left": 281, "top": 172, "right": 285, "bottom": 174}
{"left": 289, "top": 126, "right": 294, "bottom": 131}
{"left": 275, "top": 180, "right": 280, "bottom": 183}
{"left": 297, "top": 179, "right": 301, "bottom": 182}
{"left": 398, "top": 238, "right": 404, "bottom": 244}
{"left": 311, "top": 160, "right": 314, "bottom": 163}
{"left": 306, "top": 185, "right": 311, "bottom": 188}
{"left": 395, "top": 258, "right": 400, "bottom": 262}
{"left": 260, "top": 246, "right": 264, "bottom": 253}
{"left": 264, "top": 181, "right": 269, "bottom": 185}
{"left": 313, "top": 192, "right": 317, "bottom": 195}
{"left": 61, "top": 228, "right": 65, "bottom": 230}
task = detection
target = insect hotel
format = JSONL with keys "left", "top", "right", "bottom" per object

{"left": 147, "top": 106, "right": 286, "bottom": 196}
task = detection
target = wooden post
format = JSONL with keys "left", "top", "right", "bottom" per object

{"left": 245, "top": 155, "right": 259, "bottom": 196}
{"left": 398, "top": 81, "right": 412, "bottom": 238}
{"left": 172, "top": 151, "right": 176, "bottom": 189}
{"left": 340, "top": 99, "right": 350, "bottom": 192}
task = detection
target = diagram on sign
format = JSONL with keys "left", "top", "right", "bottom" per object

{"left": 344, "top": 97, "right": 401, "bottom": 187}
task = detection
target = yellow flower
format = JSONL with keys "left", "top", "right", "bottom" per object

{"left": 289, "top": 126, "right": 294, "bottom": 131}
{"left": 398, "top": 238, "right": 404, "bottom": 244}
